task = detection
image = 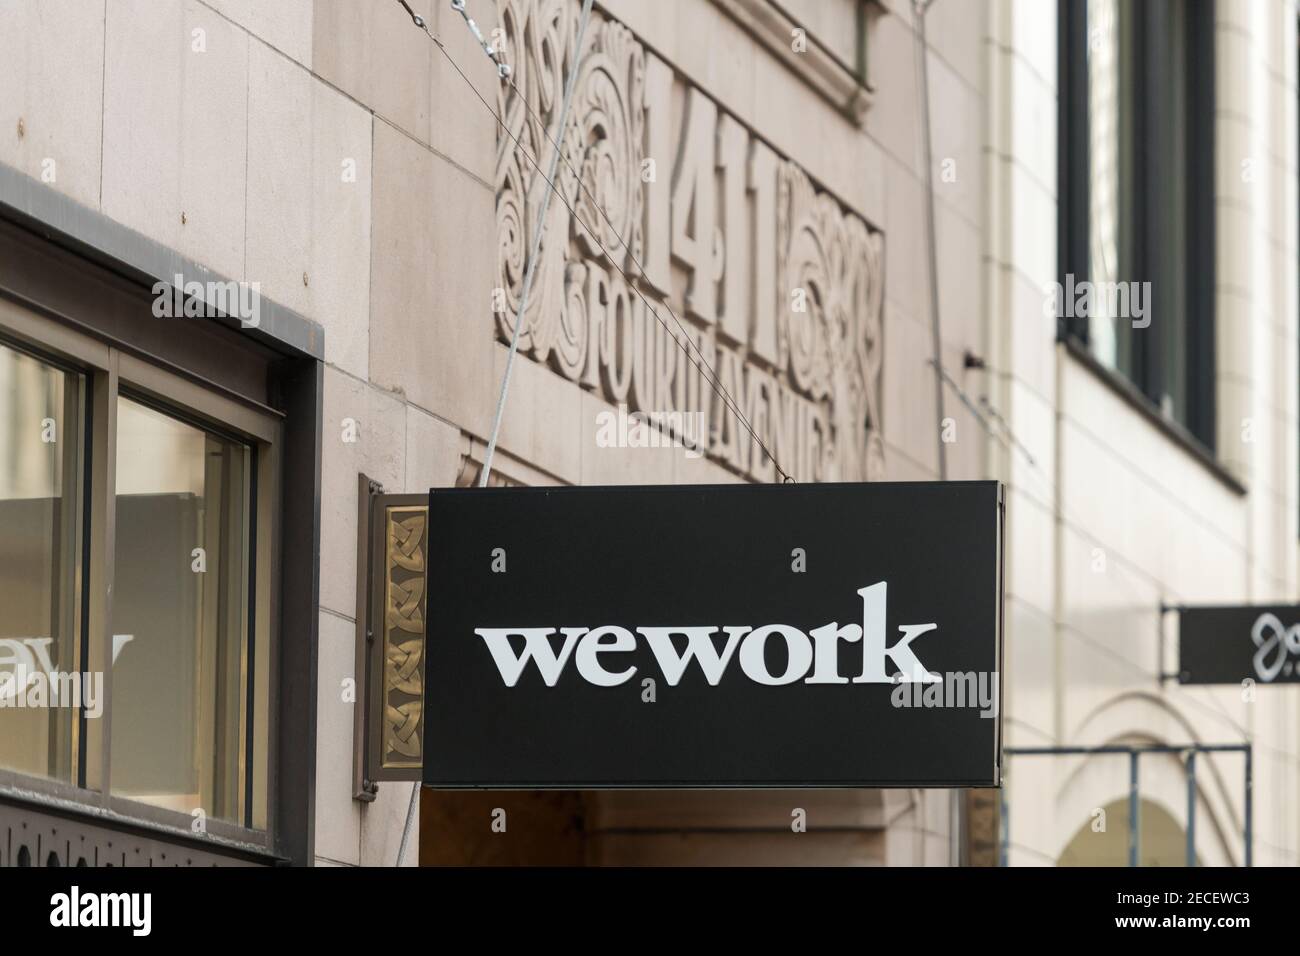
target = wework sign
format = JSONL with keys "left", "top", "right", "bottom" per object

{"left": 423, "top": 482, "right": 1004, "bottom": 789}
{"left": 1176, "top": 605, "right": 1300, "bottom": 685}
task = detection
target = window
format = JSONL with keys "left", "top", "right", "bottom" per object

{"left": 109, "top": 396, "right": 252, "bottom": 823}
{"left": 1059, "top": 0, "right": 1216, "bottom": 449}
{"left": 0, "top": 312, "right": 276, "bottom": 837}
{"left": 0, "top": 341, "right": 86, "bottom": 783}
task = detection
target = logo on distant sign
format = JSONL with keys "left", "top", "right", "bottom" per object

{"left": 1251, "top": 612, "right": 1300, "bottom": 682}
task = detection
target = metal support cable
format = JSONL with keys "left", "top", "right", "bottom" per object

{"left": 397, "top": 0, "right": 790, "bottom": 483}
{"left": 480, "top": 0, "right": 595, "bottom": 489}
{"left": 929, "top": 359, "right": 1038, "bottom": 469}
{"left": 913, "top": 0, "right": 947, "bottom": 482}
{"left": 490, "top": 74, "right": 778, "bottom": 479}
{"left": 450, "top": 0, "right": 512, "bottom": 77}
{"left": 912, "top": 0, "right": 959, "bottom": 869}
{"left": 392, "top": 0, "right": 594, "bottom": 867}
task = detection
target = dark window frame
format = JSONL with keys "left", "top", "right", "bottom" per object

{"left": 0, "top": 312, "right": 278, "bottom": 850}
{"left": 0, "top": 209, "right": 321, "bottom": 865}
{"left": 1057, "top": 0, "right": 1217, "bottom": 454}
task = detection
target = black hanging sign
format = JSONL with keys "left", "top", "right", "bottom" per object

{"left": 423, "top": 481, "right": 1004, "bottom": 788}
{"left": 1175, "top": 604, "right": 1300, "bottom": 685}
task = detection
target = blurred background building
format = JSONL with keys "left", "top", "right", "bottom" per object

{"left": 0, "top": 0, "right": 1295, "bottom": 866}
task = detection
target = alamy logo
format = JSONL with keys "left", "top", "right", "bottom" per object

{"left": 49, "top": 886, "right": 151, "bottom": 936}
{"left": 152, "top": 273, "right": 261, "bottom": 328}
{"left": 1044, "top": 272, "right": 1150, "bottom": 328}
{"left": 0, "top": 635, "right": 134, "bottom": 717}
{"left": 474, "top": 582, "right": 942, "bottom": 687}
{"left": 594, "top": 403, "right": 705, "bottom": 458}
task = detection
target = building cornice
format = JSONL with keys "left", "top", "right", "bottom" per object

{"left": 0, "top": 162, "right": 324, "bottom": 362}
{"left": 709, "top": 0, "right": 884, "bottom": 125}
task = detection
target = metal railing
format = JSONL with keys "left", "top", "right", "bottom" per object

{"left": 1001, "top": 743, "right": 1253, "bottom": 867}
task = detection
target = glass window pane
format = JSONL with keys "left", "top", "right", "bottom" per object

{"left": 1086, "top": 0, "right": 1121, "bottom": 369}
{"left": 110, "top": 395, "right": 250, "bottom": 823}
{"left": 0, "top": 340, "right": 84, "bottom": 782}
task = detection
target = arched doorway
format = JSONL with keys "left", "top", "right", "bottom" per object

{"left": 1057, "top": 797, "right": 1194, "bottom": 866}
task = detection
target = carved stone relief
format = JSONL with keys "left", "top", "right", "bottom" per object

{"left": 494, "top": 0, "right": 884, "bottom": 483}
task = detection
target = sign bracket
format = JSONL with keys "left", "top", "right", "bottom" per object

{"left": 1157, "top": 601, "right": 1182, "bottom": 684}
{"left": 353, "top": 477, "right": 428, "bottom": 806}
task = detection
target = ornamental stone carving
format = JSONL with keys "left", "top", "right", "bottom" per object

{"left": 494, "top": 0, "right": 884, "bottom": 483}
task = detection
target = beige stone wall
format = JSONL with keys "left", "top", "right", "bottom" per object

{"left": 2, "top": 0, "right": 438, "bottom": 867}
{"left": 6, "top": 0, "right": 1283, "bottom": 869}
{"left": 989, "top": 0, "right": 1300, "bottom": 866}
{"left": 0, "top": 0, "right": 982, "bottom": 866}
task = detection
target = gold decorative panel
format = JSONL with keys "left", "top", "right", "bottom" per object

{"left": 359, "top": 488, "right": 429, "bottom": 789}
{"left": 381, "top": 505, "right": 426, "bottom": 771}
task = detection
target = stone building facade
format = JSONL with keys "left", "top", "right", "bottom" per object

{"left": 0, "top": 0, "right": 1295, "bottom": 867}
{"left": 993, "top": 0, "right": 1300, "bottom": 867}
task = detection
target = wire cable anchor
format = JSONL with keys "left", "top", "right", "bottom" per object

{"left": 450, "top": 0, "right": 512, "bottom": 78}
